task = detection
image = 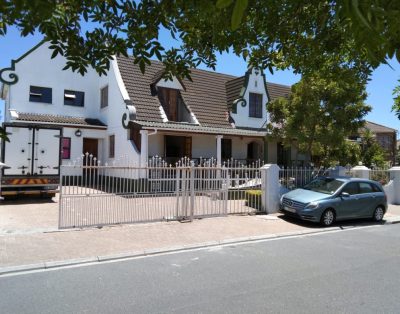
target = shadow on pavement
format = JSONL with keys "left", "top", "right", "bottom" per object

{"left": 1, "top": 196, "right": 57, "bottom": 205}
{"left": 277, "top": 214, "right": 385, "bottom": 229}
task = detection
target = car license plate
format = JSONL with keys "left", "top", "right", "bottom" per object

{"left": 284, "top": 206, "right": 296, "bottom": 213}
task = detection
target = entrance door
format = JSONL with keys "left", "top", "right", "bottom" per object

{"left": 83, "top": 138, "right": 98, "bottom": 165}
{"left": 165, "top": 136, "right": 191, "bottom": 164}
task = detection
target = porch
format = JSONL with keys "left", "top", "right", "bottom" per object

{"left": 143, "top": 131, "right": 269, "bottom": 167}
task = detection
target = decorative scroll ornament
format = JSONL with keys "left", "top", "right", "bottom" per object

{"left": 121, "top": 99, "right": 137, "bottom": 129}
{"left": 233, "top": 97, "right": 247, "bottom": 108}
{"left": 0, "top": 65, "right": 19, "bottom": 85}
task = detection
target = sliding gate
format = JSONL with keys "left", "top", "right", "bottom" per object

{"left": 59, "top": 157, "right": 229, "bottom": 229}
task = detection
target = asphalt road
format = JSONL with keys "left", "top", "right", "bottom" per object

{"left": 1, "top": 224, "right": 400, "bottom": 314}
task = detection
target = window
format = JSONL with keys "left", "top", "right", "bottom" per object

{"left": 159, "top": 88, "right": 178, "bottom": 121}
{"left": 158, "top": 87, "right": 193, "bottom": 123}
{"left": 61, "top": 137, "right": 71, "bottom": 159}
{"left": 100, "top": 86, "right": 108, "bottom": 108}
{"left": 29, "top": 86, "right": 52, "bottom": 103}
{"left": 371, "top": 183, "right": 383, "bottom": 193}
{"left": 342, "top": 182, "right": 359, "bottom": 195}
{"left": 109, "top": 135, "right": 115, "bottom": 158}
{"left": 64, "top": 90, "right": 84, "bottom": 107}
{"left": 221, "top": 138, "right": 232, "bottom": 159}
{"left": 359, "top": 182, "right": 374, "bottom": 194}
{"left": 249, "top": 93, "right": 263, "bottom": 118}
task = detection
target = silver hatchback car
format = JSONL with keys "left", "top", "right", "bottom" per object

{"left": 280, "top": 177, "right": 387, "bottom": 226}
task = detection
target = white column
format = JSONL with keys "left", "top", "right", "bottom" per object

{"left": 351, "top": 165, "right": 370, "bottom": 179}
{"left": 388, "top": 166, "right": 400, "bottom": 204}
{"left": 0, "top": 162, "right": 5, "bottom": 201}
{"left": 140, "top": 130, "right": 149, "bottom": 168}
{"left": 216, "top": 135, "right": 223, "bottom": 166}
{"left": 260, "top": 164, "right": 281, "bottom": 213}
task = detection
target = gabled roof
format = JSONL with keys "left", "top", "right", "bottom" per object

{"left": 14, "top": 112, "right": 107, "bottom": 128}
{"left": 225, "top": 76, "right": 291, "bottom": 109}
{"left": 116, "top": 56, "right": 291, "bottom": 129}
{"left": 364, "top": 121, "right": 397, "bottom": 133}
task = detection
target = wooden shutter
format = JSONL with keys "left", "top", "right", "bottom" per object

{"left": 129, "top": 126, "right": 141, "bottom": 152}
{"left": 184, "top": 137, "right": 192, "bottom": 158}
{"left": 169, "top": 89, "right": 178, "bottom": 121}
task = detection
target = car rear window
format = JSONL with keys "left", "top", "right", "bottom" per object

{"left": 359, "top": 182, "right": 373, "bottom": 194}
{"left": 371, "top": 183, "right": 383, "bottom": 192}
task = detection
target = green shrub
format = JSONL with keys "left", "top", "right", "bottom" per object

{"left": 244, "top": 190, "right": 262, "bottom": 211}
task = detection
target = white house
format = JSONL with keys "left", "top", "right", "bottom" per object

{"left": 0, "top": 41, "right": 298, "bottom": 171}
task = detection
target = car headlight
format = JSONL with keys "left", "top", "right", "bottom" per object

{"left": 280, "top": 194, "right": 284, "bottom": 205}
{"left": 306, "top": 201, "right": 319, "bottom": 209}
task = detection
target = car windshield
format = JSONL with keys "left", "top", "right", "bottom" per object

{"left": 303, "top": 178, "right": 344, "bottom": 195}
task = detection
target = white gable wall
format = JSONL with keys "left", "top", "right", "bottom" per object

{"left": 6, "top": 42, "right": 101, "bottom": 120}
{"left": 230, "top": 68, "right": 269, "bottom": 129}
{"left": 3, "top": 42, "right": 141, "bottom": 167}
{"left": 156, "top": 77, "right": 184, "bottom": 90}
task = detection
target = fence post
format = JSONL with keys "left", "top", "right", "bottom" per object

{"left": 388, "top": 166, "right": 400, "bottom": 204}
{"left": 189, "top": 161, "right": 195, "bottom": 221}
{"left": 351, "top": 165, "right": 370, "bottom": 179}
{"left": 0, "top": 162, "right": 5, "bottom": 201}
{"left": 330, "top": 166, "right": 347, "bottom": 177}
{"left": 260, "top": 164, "right": 281, "bottom": 214}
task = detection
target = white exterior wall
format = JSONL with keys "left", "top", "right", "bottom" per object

{"left": 230, "top": 68, "right": 269, "bottom": 129}
{"left": 5, "top": 43, "right": 100, "bottom": 120}
{"left": 3, "top": 42, "right": 141, "bottom": 169}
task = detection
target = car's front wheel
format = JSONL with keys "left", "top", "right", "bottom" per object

{"left": 372, "top": 206, "right": 385, "bottom": 222}
{"left": 320, "top": 209, "right": 335, "bottom": 227}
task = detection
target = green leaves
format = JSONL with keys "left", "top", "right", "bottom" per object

{"left": 216, "top": 0, "right": 248, "bottom": 30}
{"left": 231, "top": 0, "right": 248, "bottom": 30}
{"left": 216, "top": 0, "right": 233, "bottom": 9}
{"left": 268, "top": 61, "right": 370, "bottom": 167}
{"left": 392, "top": 80, "right": 400, "bottom": 120}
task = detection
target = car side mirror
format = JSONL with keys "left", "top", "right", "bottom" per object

{"left": 341, "top": 192, "right": 350, "bottom": 197}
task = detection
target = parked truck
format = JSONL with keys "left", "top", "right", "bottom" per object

{"left": 1, "top": 123, "right": 62, "bottom": 198}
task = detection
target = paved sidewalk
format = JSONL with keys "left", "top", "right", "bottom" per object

{"left": 0, "top": 198, "right": 399, "bottom": 273}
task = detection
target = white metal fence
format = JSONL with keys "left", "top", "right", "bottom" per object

{"left": 59, "top": 155, "right": 263, "bottom": 229}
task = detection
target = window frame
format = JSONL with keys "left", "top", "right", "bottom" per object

{"left": 100, "top": 85, "right": 109, "bottom": 109}
{"left": 29, "top": 85, "right": 52, "bottom": 104}
{"left": 61, "top": 137, "right": 71, "bottom": 160}
{"left": 341, "top": 182, "right": 360, "bottom": 195}
{"left": 109, "top": 134, "right": 115, "bottom": 158}
{"left": 358, "top": 182, "right": 374, "bottom": 194}
{"left": 64, "top": 89, "right": 85, "bottom": 107}
{"left": 249, "top": 92, "right": 263, "bottom": 118}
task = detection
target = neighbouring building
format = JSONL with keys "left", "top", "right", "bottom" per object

{"left": 1, "top": 41, "right": 304, "bottom": 172}
{"left": 363, "top": 121, "right": 397, "bottom": 165}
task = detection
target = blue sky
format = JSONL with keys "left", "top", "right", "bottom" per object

{"left": 1, "top": 26, "right": 399, "bottom": 137}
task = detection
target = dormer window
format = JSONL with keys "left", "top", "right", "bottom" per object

{"left": 249, "top": 93, "right": 263, "bottom": 118}
{"left": 158, "top": 87, "right": 193, "bottom": 123}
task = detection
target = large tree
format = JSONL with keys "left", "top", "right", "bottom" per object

{"left": 267, "top": 64, "right": 371, "bottom": 167}
{"left": 0, "top": 0, "right": 391, "bottom": 78}
{"left": 1, "top": 0, "right": 398, "bottom": 140}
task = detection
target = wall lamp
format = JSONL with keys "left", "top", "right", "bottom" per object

{"left": 75, "top": 129, "right": 82, "bottom": 137}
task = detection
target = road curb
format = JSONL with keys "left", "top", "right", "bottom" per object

{"left": 0, "top": 224, "right": 374, "bottom": 276}
{"left": 383, "top": 216, "right": 400, "bottom": 224}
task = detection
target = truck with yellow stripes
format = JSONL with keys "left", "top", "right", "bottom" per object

{"left": 1, "top": 123, "right": 62, "bottom": 198}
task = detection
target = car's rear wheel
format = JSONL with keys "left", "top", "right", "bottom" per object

{"left": 320, "top": 209, "right": 335, "bottom": 227}
{"left": 372, "top": 206, "right": 385, "bottom": 222}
